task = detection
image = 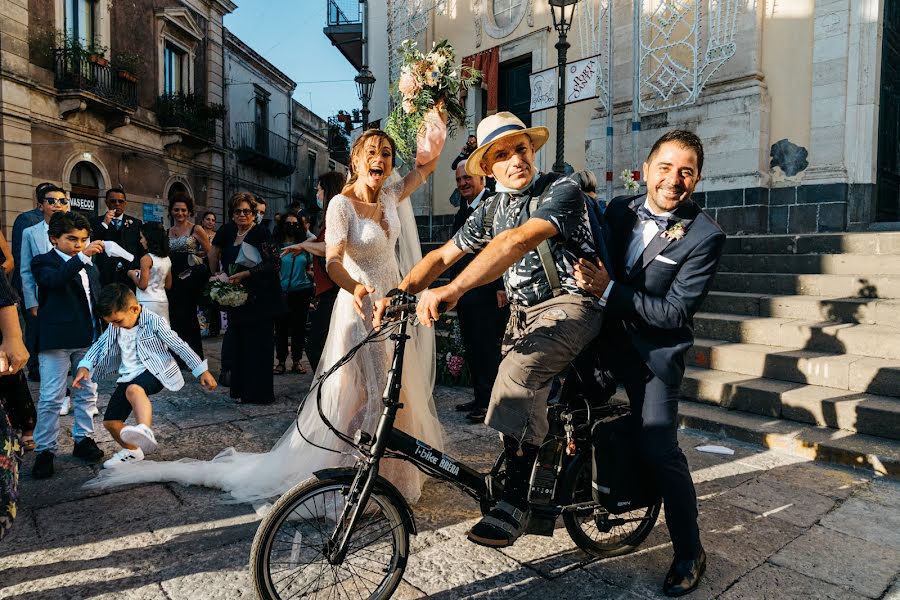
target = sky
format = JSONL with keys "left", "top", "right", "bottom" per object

{"left": 223, "top": 0, "right": 360, "bottom": 122}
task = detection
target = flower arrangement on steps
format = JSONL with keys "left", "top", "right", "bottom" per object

{"left": 434, "top": 312, "right": 471, "bottom": 387}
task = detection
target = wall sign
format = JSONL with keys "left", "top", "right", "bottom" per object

{"left": 68, "top": 195, "right": 96, "bottom": 213}
{"left": 143, "top": 203, "right": 166, "bottom": 223}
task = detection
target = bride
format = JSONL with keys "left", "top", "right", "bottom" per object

{"left": 86, "top": 116, "right": 448, "bottom": 506}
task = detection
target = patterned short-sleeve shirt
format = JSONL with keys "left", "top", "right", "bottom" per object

{"left": 452, "top": 174, "right": 597, "bottom": 306}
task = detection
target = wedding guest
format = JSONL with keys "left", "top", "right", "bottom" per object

{"left": 90, "top": 187, "right": 143, "bottom": 288}
{"left": 198, "top": 211, "right": 221, "bottom": 338}
{"left": 576, "top": 130, "right": 725, "bottom": 596}
{"left": 281, "top": 171, "right": 343, "bottom": 371}
{"left": 167, "top": 192, "right": 211, "bottom": 360}
{"left": 449, "top": 162, "right": 508, "bottom": 422}
{"left": 13, "top": 184, "right": 48, "bottom": 381}
{"left": 31, "top": 212, "right": 105, "bottom": 479}
{"left": 74, "top": 285, "right": 216, "bottom": 468}
{"left": 0, "top": 229, "right": 14, "bottom": 276}
{"left": 201, "top": 211, "right": 217, "bottom": 236}
{"left": 212, "top": 192, "right": 284, "bottom": 403}
{"left": 273, "top": 212, "right": 314, "bottom": 375}
{"left": 129, "top": 222, "right": 172, "bottom": 323}
{"left": 0, "top": 268, "right": 30, "bottom": 541}
{"left": 255, "top": 197, "right": 272, "bottom": 233}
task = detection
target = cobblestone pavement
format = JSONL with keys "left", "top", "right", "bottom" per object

{"left": 2, "top": 339, "right": 899, "bottom": 599}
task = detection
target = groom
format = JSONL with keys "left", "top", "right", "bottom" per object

{"left": 375, "top": 112, "right": 604, "bottom": 548}
{"left": 576, "top": 129, "right": 725, "bottom": 596}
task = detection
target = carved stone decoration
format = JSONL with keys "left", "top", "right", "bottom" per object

{"left": 481, "top": 0, "right": 528, "bottom": 39}
{"left": 474, "top": 0, "right": 483, "bottom": 47}
{"left": 527, "top": 0, "right": 534, "bottom": 27}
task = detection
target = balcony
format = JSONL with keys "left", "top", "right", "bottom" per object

{"left": 323, "top": 0, "right": 363, "bottom": 71}
{"left": 156, "top": 93, "right": 223, "bottom": 150}
{"left": 53, "top": 48, "right": 137, "bottom": 126}
{"left": 234, "top": 122, "right": 296, "bottom": 177}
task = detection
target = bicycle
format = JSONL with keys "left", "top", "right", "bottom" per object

{"left": 250, "top": 291, "right": 662, "bottom": 600}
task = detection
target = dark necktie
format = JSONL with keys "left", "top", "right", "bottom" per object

{"left": 636, "top": 205, "right": 670, "bottom": 230}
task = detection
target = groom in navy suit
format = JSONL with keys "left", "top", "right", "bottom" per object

{"left": 576, "top": 130, "right": 725, "bottom": 597}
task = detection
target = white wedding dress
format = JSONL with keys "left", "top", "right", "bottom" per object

{"left": 85, "top": 180, "right": 444, "bottom": 506}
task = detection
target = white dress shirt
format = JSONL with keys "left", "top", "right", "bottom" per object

{"left": 54, "top": 248, "right": 94, "bottom": 317}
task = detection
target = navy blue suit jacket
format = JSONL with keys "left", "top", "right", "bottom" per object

{"left": 32, "top": 250, "right": 101, "bottom": 351}
{"left": 602, "top": 195, "right": 726, "bottom": 385}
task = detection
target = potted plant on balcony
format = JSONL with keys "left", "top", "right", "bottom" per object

{"left": 113, "top": 51, "right": 145, "bottom": 83}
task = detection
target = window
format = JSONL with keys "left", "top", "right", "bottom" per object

{"left": 65, "top": 0, "right": 96, "bottom": 46}
{"left": 328, "top": 159, "right": 336, "bottom": 171}
{"left": 163, "top": 43, "right": 186, "bottom": 94}
{"left": 307, "top": 151, "right": 317, "bottom": 197}
{"left": 492, "top": 0, "right": 523, "bottom": 29}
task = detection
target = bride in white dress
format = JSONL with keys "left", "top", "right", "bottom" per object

{"left": 86, "top": 117, "right": 448, "bottom": 506}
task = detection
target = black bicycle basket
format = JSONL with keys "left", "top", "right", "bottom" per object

{"left": 590, "top": 409, "right": 661, "bottom": 514}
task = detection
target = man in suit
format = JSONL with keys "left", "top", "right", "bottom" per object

{"left": 451, "top": 161, "right": 509, "bottom": 422}
{"left": 30, "top": 211, "right": 105, "bottom": 478}
{"left": 575, "top": 130, "right": 726, "bottom": 596}
{"left": 14, "top": 183, "right": 54, "bottom": 380}
{"left": 91, "top": 186, "right": 143, "bottom": 288}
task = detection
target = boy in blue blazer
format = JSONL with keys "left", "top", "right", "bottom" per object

{"left": 31, "top": 212, "right": 106, "bottom": 479}
{"left": 74, "top": 284, "right": 217, "bottom": 468}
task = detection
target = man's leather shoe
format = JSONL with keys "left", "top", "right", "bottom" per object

{"left": 466, "top": 407, "right": 488, "bottom": 422}
{"left": 32, "top": 451, "right": 54, "bottom": 479}
{"left": 663, "top": 548, "right": 706, "bottom": 597}
{"left": 219, "top": 370, "right": 231, "bottom": 387}
{"left": 72, "top": 437, "right": 104, "bottom": 462}
{"left": 455, "top": 401, "right": 477, "bottom": 412}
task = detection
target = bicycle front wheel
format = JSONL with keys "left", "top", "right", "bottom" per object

{"left": 251, "top": 475, "right": 410, "bottom": 600}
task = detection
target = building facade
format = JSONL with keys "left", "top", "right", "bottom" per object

{"left": 223, "top": 28, "right": 296, "bottom": 216}
{"left": 291, "top": 99, "right": 348, "bottom": 210}
{"left": 328, "top": 0, "right": 898, "bottom": 236}
{"left": 0, "top": 0, "right": 236, "bottom": 232}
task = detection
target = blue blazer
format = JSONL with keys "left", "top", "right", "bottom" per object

{"left": 601, "top": 195, "right": 726, "bottom": 385}
{"left": 32, "top": 250, "right": 101, "bottom": 351}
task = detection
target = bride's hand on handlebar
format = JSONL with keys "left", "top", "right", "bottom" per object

{"left": 352, "top": 283, "right": 375, "bottom": 320}
{"left": 372, "top": 297, "right": 392, "bottom": 327}
{"left": 416, "top": 286, "right": 458, "bottom": 327}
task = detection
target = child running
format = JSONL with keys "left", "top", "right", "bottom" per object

{"left": 73, "top": 283, "right": 217, "bottom": 467}
{"left": 129, "top": 222, "right": 172, "bottom": 323}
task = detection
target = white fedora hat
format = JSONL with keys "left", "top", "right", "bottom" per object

{"left": 465, "top": 112, "right": 550, "bottom": 177}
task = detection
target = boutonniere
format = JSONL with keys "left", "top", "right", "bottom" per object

{"left": 662, "top": 222, "right": 686, "bottom": 241}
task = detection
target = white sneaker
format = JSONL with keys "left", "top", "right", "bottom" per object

{"left": 119, "top": 424, "right": 158, "bottom": 454}
{"left": 103, "top": 447, "right": 144, "bottom": 468}
{"left": 59, "top": 396, "right": 71, "bottom": 416}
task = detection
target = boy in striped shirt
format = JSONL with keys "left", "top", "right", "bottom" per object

{"left": 74, "top": 284, "right": 217, "bottom": 467}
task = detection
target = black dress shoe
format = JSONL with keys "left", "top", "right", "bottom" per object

{"left": 72, "top": 437, "right": 104, "bottom": 462}
{"left": 466, "top": 407, "right": 488, "bottom": 422}
{"left": 663, "top": 549, "right": 706, "bottom": 597}
{"left": 219, "top": 370, "right": 231, "bottom": 387}
{"left": 32, "top": 451, "right": 54, "bottom": 479}
{"left": 455, "top": 401, "right": 477, "bottom": 412}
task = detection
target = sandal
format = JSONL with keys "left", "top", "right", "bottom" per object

{"left": 291, "top": 362, "right": 307, "bottom": 375}
{"left": 273, "top": 362, "right": 286, "bottom": 375}
{"left": 466, "top": 500, "right": 529, "bottom": 548}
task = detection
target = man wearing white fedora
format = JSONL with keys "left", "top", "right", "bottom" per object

{"left": 375, "top": 111, "right": 604, "bottom": 546}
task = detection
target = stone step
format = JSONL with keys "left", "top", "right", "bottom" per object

{"left": 711, "top": 272, "right": 900, "bottom": 298}
{"left": 723, "top": 232, "right": 900, "bottom": 256}
{"left": 694, "top": 312, "right": 900, "bottom": 360}
{"left": 700, "top": 291, "right": 900, "bottom": 327}
{"left": 687, "top": 339, "right": 900, "bottom": 398}
{"left": 678, "top": 367, "right": 900, "bottom": 440}
{"left": 718, "top": 253, "right": 900, "bottom": 275}
{"left": 671, "top": 399, "right": 900, "bottom": 478}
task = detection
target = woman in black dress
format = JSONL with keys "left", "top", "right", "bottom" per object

{"left": 167, "top": 192, "right": 211, "bottom": 360}
{"left": 211, "top": 192, "right": 284, "bottom": 404}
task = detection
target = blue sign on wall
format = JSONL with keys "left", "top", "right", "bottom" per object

{"left": 143, "top": 203, "right": 166, "bottom": 223}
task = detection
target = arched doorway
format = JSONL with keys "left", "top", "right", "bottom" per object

{"left": 69, "top": 162, "right": 102, "bottom": 217}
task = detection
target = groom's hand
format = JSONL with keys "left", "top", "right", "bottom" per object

{"left": 373, "top": 297, "right": 392, "bottom": 327}
{"left": 417, "top": 286, "right": 459, "bottom": 327}
{"left": 574, "top": 258, "right": 611, "bottom": 297}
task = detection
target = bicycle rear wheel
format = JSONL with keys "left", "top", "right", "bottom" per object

{"left": 560, "top": 454, "right": 660, "bottom": 559}
{"left": 251, "top": 474, "right": 409, "bottom": 600}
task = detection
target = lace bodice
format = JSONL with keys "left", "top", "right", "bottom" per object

{"left": 170, "top": 234, "right": 200, "bottom": 255}
{"left": 325, "top": 191, "right": 402, "bottom": 293}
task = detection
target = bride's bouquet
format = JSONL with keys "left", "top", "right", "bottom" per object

{"left": 385, "top": 39, "right": 480, "bottom": 159}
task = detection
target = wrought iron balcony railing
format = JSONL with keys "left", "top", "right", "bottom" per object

{"left": 155, "top": 93, "right": 221, "bottom": 140}
{"left": 327, "top": 0, "right": 361, "bottom": 26}
{"left": 234, "top": 122, "right": 296, "bottom": 177}
{"left": 53, "top": 48, "right": 137, "bottom": 109}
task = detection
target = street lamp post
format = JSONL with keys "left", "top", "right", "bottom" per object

{"left": 355, "top": 68, "right": 376, "bottom": 129}
{"left": 549, "top": 0, "right": 579, "bottom": 174}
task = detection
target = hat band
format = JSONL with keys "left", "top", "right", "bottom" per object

{"left": 480, "top": 123, "right": 526, "bottom": 146}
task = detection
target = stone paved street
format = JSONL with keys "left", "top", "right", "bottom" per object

{"left": 2, "top": 340, "right": 898, "bottom": 599}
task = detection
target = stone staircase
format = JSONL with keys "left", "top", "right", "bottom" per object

{"left": 421, "top": 233, "right": 900, "bottom": 477}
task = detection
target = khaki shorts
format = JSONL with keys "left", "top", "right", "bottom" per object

{"left": 486, "top": 295, "right": 604, "bottom": 445}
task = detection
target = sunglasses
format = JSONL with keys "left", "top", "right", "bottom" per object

{"left": 233, "top": 208, "right": 254, "bottom": 216}
{"left": 45, "top": 197, "right": 69, "bottom": 206}
{"left": 107, "top": 198, "right": 126, "bottom": 205}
